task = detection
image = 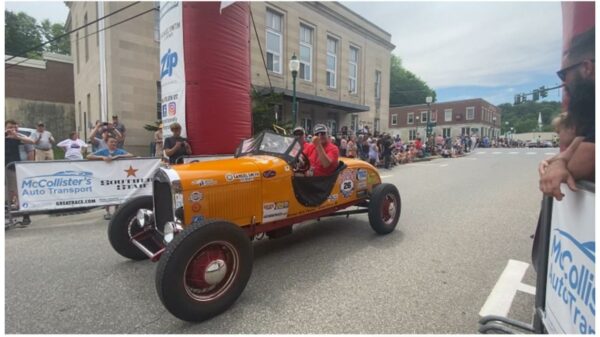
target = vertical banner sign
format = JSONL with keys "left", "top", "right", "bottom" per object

{"left": 15, "top": 159, "right": 161, "bottom": 211}
{"left": 544, "top": 184, "right": 595, "bottom": 334}
{"left": 160, "top": 1, "right": 187, "bottom": 138}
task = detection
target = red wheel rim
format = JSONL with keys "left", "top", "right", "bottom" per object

{"left": 183, "top": 241, "right": 239, "bottom": 302}
{"left": 381, "top": 193, "right": 398, "bottom": 225}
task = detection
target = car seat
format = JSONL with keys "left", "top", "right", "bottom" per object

{"left": 291, "top": 161, "right": 347, "bottom": 207}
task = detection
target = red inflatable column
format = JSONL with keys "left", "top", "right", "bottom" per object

{"left": 182, "top": 2, "right": 251, "bottom": 155}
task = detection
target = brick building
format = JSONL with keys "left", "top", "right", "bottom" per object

{"left": 388, "top": 98, "right": 501, "bottom": 141}
{"left": 5, "top": 52, "right": 75, "bottom": 142}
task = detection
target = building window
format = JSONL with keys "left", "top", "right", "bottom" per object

{"left": 375, "top": 70, "right": 381, "bottom": 99}
{"left": 78, "top": 101, "right": 82, "bottom": 135}
{"left": 420, "top": 111, "right": 428, "bottom": 123}
{"left": 266, "top": 9, "right": 282, "bottom": 74}
{"left": 273, "top": 104, "right": 283, "bottom": 123}
{"left": 431, "top": 111, "right": 437, "bottom": 123}
{"left": 444, "top": 109, "right": 452, "bottom": 122}
{"left": 467, "top": 107, "right": 475, "bottom": 120}
{"left": 96, "top": 4, "right": 100, "bottom": 46}
{"left": 443, "top": 128, "right": 451, "bottom": 138}
{"left": 326, "top": 37, "right": 337, "bottom": 88}
{"left": 351, "top": 114, "right": 358, "bottom": 133}
{"left": 461, "top": 127, "right": 471, "bottom": 136}
{"left": 407, "top": 112, "right": 414, "bottom": 124}
{"left": 374, "top": 118, "right": 380, "bottom": 134}
{"left": 76, "top": 32, "right": 80, "bottom": 73}
{"left": 349, "top": 46, "right": 359, "bottom": 94}
{"left": 299, "top": 24, "right": 312, "bottom": 81}
{"left": 409, "top": 129, "right": 416, "bottom": 141}
{"left": 391, "top": 114, "right": 398, "bottom": 126}
{"left": 301, "top": 117, "right": 312, "bottom": 133}
{"left": 84, "top": 13, "right": 89, "bottom": 62}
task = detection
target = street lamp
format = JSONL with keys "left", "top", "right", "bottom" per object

{"left": 415, "top": 115, "right": 420, "bottom": 140}
{"left": 289, "top": 53, "right": 300, "bottom": 128}
{"left": 492, "top": 116, "right": 497, "bottom": 140}
{"left": 425, "top": 96, "right": 433, "bottom": 155}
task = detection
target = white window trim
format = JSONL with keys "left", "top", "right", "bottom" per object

{"left": 466, "top": 107, "right": 475, "bottom": 120}
{"left": 349, "top": 46, "right": 358, "bottom": 94}
{"left": 326, "top": 37, "right": 337, "bottom": 89}
{"left": 444, "top": 109, "right": 452, "bottom": 122}
{"left": 407, "top": 112, "right": 414, "bottom": 124}
{"left": 391, "top": 113, "right": 398, "bottom": 126}
{"left": 420, "top": 111, "right": 428, "bottom": 123}
{"left": 266, "top": 10, "right": 283, "bottom": 74}
{"left": 299, "top": 24, "right": 312, "bottom": 82}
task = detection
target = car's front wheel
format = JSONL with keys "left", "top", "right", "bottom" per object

{"left": 155, "top": 220, "right": 253, "bottom": 322}
{"left": 368, "top": 183, "right": 401, "bottom": 234}
{"left": 108, "top": 196, "right": 155, "bottom": 260}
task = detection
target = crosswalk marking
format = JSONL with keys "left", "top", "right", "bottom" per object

{"left": 526, "top": 152, "right": 537, "bottom": 155}
{"left": 509, "top": 152, "right": 519, "bottom": 154}
{"left": 492, "top": 152, "right": 502, "bottom": 154}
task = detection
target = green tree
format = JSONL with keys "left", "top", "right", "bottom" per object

{"left": 389, "top": 54, "right": 436, "bottom": 106}
{"left": 251, "top": 88, "right": 285, "bottom": 135}
{"left": 40, "top": 19, "right": 70, "bottom": 55}
{"left": 498, "top": 101, "right": 562, "bottom": 134}
{"left": 5, "top": 10, "right": 43, "bottom": 59}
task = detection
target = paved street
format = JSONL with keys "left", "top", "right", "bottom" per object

{"left": 5, "top": 147, "right": 557, "bottom": 333}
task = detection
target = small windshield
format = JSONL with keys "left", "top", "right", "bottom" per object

{"left": 235, "top": 131, "right": 302, "bottom": 164}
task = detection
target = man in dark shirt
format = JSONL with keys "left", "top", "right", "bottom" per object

{"left": 5, "top": 120, "right": 35, "bottom": 225}
{"left": 164, "top": 122, "right": 192, "bottom": 164}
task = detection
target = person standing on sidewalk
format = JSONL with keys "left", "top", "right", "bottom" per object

{"left": 111, "top": 115, "right": 127, "bottom": 148}
{"left": 5, "top": 120, "right": 35, "bottom": 225}
{"left": 30, "top": 122, "right": 55, "bottom": 161}
{"left": 57, "top": 131, "right": 88, "bottom": 160}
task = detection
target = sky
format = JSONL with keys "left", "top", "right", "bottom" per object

{"left": 4, "top": 1, "right": 564, "bottom": 106}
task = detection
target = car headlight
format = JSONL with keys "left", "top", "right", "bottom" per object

{"left": 164, "top": 221, "right": 183, "bottom": 243}
{"left": 136, "top": 209, "right": 153, "bottom": 228}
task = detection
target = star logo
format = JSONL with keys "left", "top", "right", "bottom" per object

{"left": 124, "top": 165, "right": 138, "bottom": 178}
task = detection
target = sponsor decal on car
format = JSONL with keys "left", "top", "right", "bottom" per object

{"left": 189, "top": 191, "right": 203, "bottom": 202}
{"left": 284, "top": 165, "right": 290, "bottom": 172}
{"left": 262, "top": 201, "right": 289, "bottom": 223}
{"left": 357, "top": 169, "right": 368, "bottom": 181}
{"left": 263, "top": 170, "right": 276, "bottom": 178}
{"left": 191, "top": 203, "right": 201, "bottom": 212}
{"left": 340, "top": 179, "right": 354, "bottom": 198}
{"left": 191, "top": 179, "right": 217, "bottom": 187}
{"left": 192, "top": 215, "right": 205, "bottom": 223}
{"left": 357, "top": 181, "right": 368, "bottom": 190}
{"left": 327, "top": 194, "right": 338, "bottom": 202}
{"left": 225, "top": 172, "right": 260, "bottom": 183}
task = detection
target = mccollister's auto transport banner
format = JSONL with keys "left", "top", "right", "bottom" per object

{"left": 15, "top": 159, "right": 161, "bottom": 211}
{"left": 543, "top": 184, "right": 595, "bottom": 334}
{"left": 160, "top": 1, "right": 187, "bottom": 138}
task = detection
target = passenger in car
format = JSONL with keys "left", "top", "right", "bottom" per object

{"left": 303, "top": 124, "right": 339, "bottom": 177}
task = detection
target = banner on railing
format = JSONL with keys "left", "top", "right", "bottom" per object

{"left": 15, "top": 159, "right": 161, "bottom": 211}
{"left": 543, "top": 183, "right": 595, "bottom": 334}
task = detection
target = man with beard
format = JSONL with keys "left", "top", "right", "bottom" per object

{"left": 539, "top": 28, "right": 595, "bottom": 200}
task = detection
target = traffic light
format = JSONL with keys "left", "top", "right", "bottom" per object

{"left": 533, "top": 89, "right": 540, "bottom": 101}
{"left": 540, "top": 86, "right": 548, "bottom": 98}
{"left": 514, "top": 94, "right": 521, "bottom": 105}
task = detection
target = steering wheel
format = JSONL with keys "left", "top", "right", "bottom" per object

{"left": 293, "top": 152, "right": 310, "bottom": 174}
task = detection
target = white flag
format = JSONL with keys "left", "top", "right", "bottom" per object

{"left": 220, "top": 1, "right": 235, "bottom": 13}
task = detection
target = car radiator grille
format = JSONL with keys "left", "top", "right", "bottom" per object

{"left": 153, "top": 180, "right": 173, "bottom": 232}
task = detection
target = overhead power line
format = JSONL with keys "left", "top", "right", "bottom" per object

{"left": 5, "top": 1, "right": 140, "bottom": 63}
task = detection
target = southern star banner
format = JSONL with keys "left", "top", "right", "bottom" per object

{"left": 160, "top": 1, "right": 187, "bottom": 138}
{"left": 543, "top": 183, "right": 595, "bottom": 334}
{"left": 15, "top": 159, "right": 161, "bottom": 211}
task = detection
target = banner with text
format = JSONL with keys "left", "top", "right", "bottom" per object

{"left": 544, "top": 183, "right": 595, "bottom": 334}
{"left": 160, "top": 1, "right": 187, "bottom": 138}
{"left": 15, "top": 159, "right": 161, "bottom": 211}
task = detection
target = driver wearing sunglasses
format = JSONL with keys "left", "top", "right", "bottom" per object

{"left": 304, "top": 124, "right": 339, "bottom": 177}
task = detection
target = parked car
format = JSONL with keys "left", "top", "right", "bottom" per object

{"left": 108, "top": 131, "right": 402, "bottom": 322}
{"left": 526, "top": 140, "right": 537, "bottom": 148}
{"left": 16, "top": 127, "right": 35, "bottom": 161}
{"left": 541, "top": 140, "right": 554, "bottom": 148}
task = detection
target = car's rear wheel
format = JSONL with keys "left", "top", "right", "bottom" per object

{"left": 368, "top": 183, "right": 401, "bottom": 235}
{"left": 108, "top": 196, "right": 155, "bottom": 260}
{"left": 155, "top": 220, "right": 253, "bottom": 322}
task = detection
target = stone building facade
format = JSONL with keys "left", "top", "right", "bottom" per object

{"left": 66, "top": 1, "right": 160, "bottom": 155}
{"left": 250, "top": 2, "right": 395, "bottom": 135}
{"left": 388, "top": 99, "right": 502, "bottom": 141}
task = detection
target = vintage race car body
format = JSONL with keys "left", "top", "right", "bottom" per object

{"left": 108, "top": 131, "right": 400, "bottom": 322}
{"left": 155, "top": 154, "right": 381, "bottom": 234}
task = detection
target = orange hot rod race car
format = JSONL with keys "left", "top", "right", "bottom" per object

{"left": 107, "top": 131, "right": 401, "bottom": 322}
